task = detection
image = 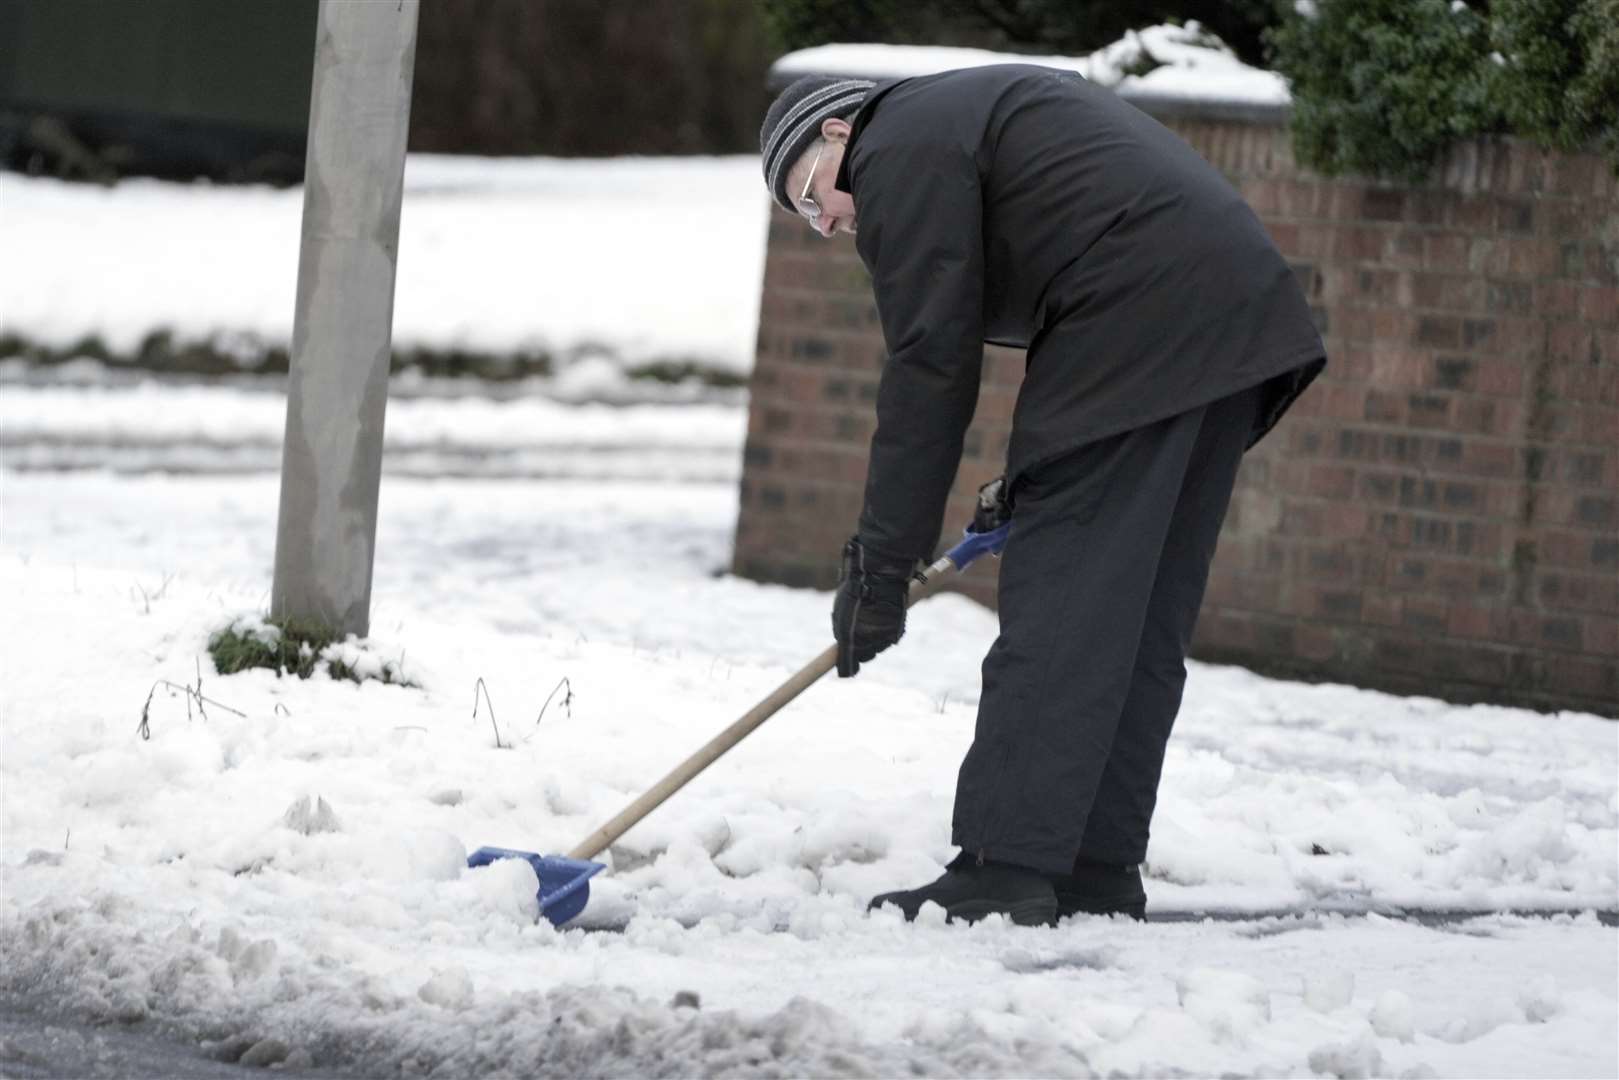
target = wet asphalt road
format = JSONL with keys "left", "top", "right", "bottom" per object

{"left": 0, "top": 1000, "right": 351, "bottom": 1080}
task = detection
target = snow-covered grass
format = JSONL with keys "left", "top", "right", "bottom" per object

{"left": 0, "top": 154, "right": 769, "bottom": 384}
{"left": 2, "top": 438, "right": 1615, "bottom": 1075}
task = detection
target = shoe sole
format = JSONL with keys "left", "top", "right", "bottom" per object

{"left": 1057, "top": 900, "right": 1146, "bottom": 922}
{"left": 944, "top": 897, "right": 1058, "bottom": 927}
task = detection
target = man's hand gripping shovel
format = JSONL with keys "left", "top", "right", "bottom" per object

{"left": 469, "top": 479, "right": 1013, "bottom": 926}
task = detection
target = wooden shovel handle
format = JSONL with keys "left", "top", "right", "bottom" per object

{"left": 565, "top": 571, "right": 952, "bottom": 862}
{"left": 566, "top": 640, "right": 839, "bottom": 860}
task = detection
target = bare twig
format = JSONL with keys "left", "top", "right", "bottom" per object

{"left": 194, "top": 658, "right": 207, "bottom": 722}
{"left": 535, "top": 677, "right": 573, "bottom": 727}
{"left": 523, "top": 676, "right": 574, "bottom": 743}
{"left": 136, "top": 677, "right": 245, "bottom": 741}
{"left": 472, "top": 677, "right": 506, "bottom": 749}
{"left": 131, "top": 571, "right": 176, "bottom": 615}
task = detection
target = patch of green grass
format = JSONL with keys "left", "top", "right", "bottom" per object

{"left": 208, "top": 615, "right": 415, "bottom": 686}
{"left": 209, "top": 616, "right": 334, "bottom": 679}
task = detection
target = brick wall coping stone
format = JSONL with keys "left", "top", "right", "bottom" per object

{"left": 768, "top": 57, "right": 1291, "bottom": 127}
{"left": 765, "top": 32, "right": 1291, "bottom": 122}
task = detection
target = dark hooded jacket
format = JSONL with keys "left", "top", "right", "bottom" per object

{"left": 832, "top": 64, "right": 1326, "bottom": 565}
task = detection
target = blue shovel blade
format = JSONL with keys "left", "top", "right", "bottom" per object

{"left": 466, "top": 846, "right": 606, "bottom": 926}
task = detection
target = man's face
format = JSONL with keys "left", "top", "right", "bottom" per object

{"left": 788, "top": 118, "right": 857, "bottom": 239}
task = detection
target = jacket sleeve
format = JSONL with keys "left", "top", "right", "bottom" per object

{"left": 849, "top": 131, "right": 986, "bottom": 566}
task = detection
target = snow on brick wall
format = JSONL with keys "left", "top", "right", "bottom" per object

{"left": 733, "top": 108, "right": 1619, "bottom": 717}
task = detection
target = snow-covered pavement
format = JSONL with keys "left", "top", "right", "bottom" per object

{"left": 0, "top": 376, "right": 745, "bottom": 481}
{"left": 1, "top": 379, "right": 1615, "bottom": 1077}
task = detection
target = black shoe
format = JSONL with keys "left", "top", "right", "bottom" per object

{"left": 1048, "top": 856, "right": 1147, "bottom": 921}
{"left": 867, "top": 852, "right": 1057, "bottom": 927}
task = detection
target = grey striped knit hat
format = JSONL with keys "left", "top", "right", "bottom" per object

{"left": 759, "top": 75, "right": 875, "bottom": 213}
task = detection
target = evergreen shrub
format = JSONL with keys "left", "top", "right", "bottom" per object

{"left": 1267, "top": 0, "right": 1499, "bottom": 183}
{"left": 1268, "top": 0, "right": 1618, "bottom": 181}
{"left": 1491, "top": 0, "right": 1619, "bottom": 160}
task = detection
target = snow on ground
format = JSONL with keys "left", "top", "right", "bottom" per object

{"left": 773, "top": 24, "right": 1291, "bottom": 105}
{"left": 0, "top": 154, "right": 769, "bottom": 377}
{"left": 0, "top": 59, "right": 1614, "bottom": 1068}
{"left": 2, "top": 387, "right": 1616, "bottom": 1075}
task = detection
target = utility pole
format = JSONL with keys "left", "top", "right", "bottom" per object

{"left": 272, "top": 0, "right": 419, "bottom": 638}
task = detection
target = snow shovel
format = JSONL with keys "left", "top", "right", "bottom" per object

{"left": 469, "top": 513, "right": 1012, "bottom": 926}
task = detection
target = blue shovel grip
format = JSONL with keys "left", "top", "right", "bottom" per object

{"left": 942, "top": 522, "right": 1010, "bottom": 571}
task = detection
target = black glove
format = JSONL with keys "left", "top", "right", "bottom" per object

{"left": 972, "top": 475, "right": 1011, "bottom": 535}
{"left": 831, "top": 536, "right": 913, "bottom": 678}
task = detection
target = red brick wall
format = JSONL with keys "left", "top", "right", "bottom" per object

{"left": 734, "top": 113, "right": 1619, "bottom": 717}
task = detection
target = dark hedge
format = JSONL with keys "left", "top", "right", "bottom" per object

{"left": 1268, "top": 0, "right": 1618, "bottom": 182}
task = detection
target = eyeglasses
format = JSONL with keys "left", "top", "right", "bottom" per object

{"left": 796, "top": 141, "right": 826, "bottom": 224}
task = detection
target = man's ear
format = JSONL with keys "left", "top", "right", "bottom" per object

{"left": 821, "top": 116, "right": 852, "bottom": 143}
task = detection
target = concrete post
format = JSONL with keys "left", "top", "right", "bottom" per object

{"left": 271, "top": 0, "right": 419, "bottom": 638}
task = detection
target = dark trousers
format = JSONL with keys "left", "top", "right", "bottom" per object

{"left": 951, "top": 383, "right": 1263, "bottom": 874}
